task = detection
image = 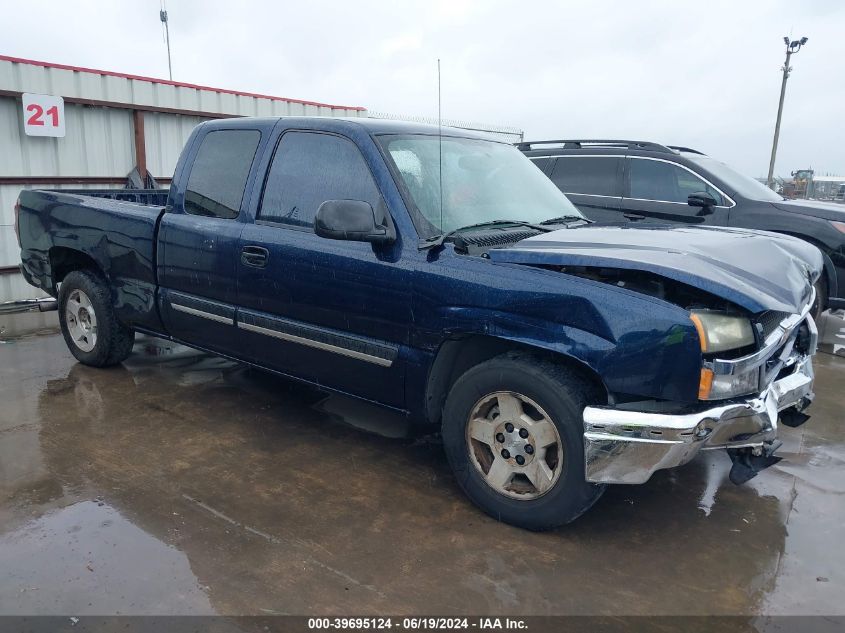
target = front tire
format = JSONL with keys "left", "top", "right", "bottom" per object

{"left": 58, "top": 270, "right": 135, "bottom": 367}
{"left": 441, "top": 352, "right": 605, "bottom": 530}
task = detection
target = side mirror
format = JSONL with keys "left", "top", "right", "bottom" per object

{"left": 314, "top": 200, "right": 395, "bottom": 244}
{"left": 687, "top": 192, "right": 718, "bottom": 209}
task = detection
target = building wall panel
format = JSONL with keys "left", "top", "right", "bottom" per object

{"left": 0, "top": 97, "right": 26, "bottom": 175}
{"left": 1, "top": 99, "right": 135, "bottom": 180}
{"left": 144, "top": 112, "right": 208, "bottom": 179}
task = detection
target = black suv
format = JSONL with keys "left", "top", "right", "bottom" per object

{"left": 518, "top": 139, "right": 845, "bottom": 315}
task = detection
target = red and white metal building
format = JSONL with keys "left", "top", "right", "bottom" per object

{"left": 0, "top": 54, "right": 367, "bottom": 305}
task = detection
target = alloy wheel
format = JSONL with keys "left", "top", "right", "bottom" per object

{"left": 466, "top": 391, "right": 564, "bottom": 500}
{"left": 65, "top": 288, "right": 98, "bottom": 353}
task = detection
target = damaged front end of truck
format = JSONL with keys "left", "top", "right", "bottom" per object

{"left": 489, "top": 224, "right": 822, "bottom": 486}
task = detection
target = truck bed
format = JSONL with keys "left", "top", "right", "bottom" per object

{"left": 17, "top": 189, "right": 167, "bottom": 332}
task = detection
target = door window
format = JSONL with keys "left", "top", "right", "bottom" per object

{"left": 185, "top": 130, "right": 261, "bottom": 219}
{"left": 550, "top": 157, "right": 622, "bottom": 196}
{"left": 259, "top": 132, "right": 382, "bottom": 228}
{"left": 529, "top": 157, "right": 554, "bottom": 175}
{"left": 629, "top": 158, "right": 725, "bottom": 205}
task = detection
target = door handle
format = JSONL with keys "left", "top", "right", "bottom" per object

{"left": 241, "top": 245, "right": 269, "bottom": 268}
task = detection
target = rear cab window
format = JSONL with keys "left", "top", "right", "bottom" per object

{"left": 185, "top": 130, "right": 261, "bottom": 219}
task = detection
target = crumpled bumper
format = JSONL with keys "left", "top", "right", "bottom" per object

{"left": 582, "top": 355, "right": 814, "bottom": 485}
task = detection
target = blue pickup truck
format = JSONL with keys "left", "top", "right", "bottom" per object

{"left": 16, "top": 117, "right": 821, "bottom": 529}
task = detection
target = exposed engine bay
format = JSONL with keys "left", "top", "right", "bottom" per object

{"left": 550, "top": 265, "right": 742, "bottom": 313}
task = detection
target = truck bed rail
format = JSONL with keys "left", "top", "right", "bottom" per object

{"left": 46, "top": 189, "right": 169, "bottom": 206}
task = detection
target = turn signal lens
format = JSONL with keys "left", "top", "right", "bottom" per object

{"left": 831, "top": 221, "right": 845, "bottom": 234}
{"left": 698, "top": 368, "right": 714, "bottom": 400}
{"left": 690, "top": 313, "right": 707, "bottom": 353}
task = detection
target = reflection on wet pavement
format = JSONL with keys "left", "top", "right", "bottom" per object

{"left": 0, "top": 501, "right": 213, "bottom": 615}
{"left": 1, "top": 328, "right": 843, "bottom": 616}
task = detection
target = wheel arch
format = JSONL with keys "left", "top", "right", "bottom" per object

{"left": 49, "top": 246, "right": 108, "bottom": 289}
{"left": 424, "top": 333, "right": 609, "bottom": 428}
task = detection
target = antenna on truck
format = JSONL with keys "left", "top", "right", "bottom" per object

{"left": 438, "top": 58, "right": 443, "bottom": 235}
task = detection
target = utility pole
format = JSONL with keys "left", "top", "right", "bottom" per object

{"left": 767, "top": 36, "right": 808, "bottom": 190}
{"left": 160, "top": 2, "right": 173, "bottom": 81}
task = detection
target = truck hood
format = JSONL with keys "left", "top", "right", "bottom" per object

{"left": 488, "top": 224, "right": 822, "bottom": 314}
{"left": 772, "top": 199, "right": 845, "bottom": 222}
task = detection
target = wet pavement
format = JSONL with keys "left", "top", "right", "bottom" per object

{"left": 1, "top": 315, "right": 843, "bottom": 617}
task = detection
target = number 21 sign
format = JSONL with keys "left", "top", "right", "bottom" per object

{"left": 22, "top": 93, "right": 65, "bottom": 137}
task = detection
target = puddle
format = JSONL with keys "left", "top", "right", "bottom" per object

{"left": 0, "top": 501, "right": 214, "bottom": 615}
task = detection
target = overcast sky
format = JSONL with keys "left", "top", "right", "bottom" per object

{"left": 2, "top": 0, "right": 843, "bottom": 178}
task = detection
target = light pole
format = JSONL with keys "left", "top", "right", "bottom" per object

{"left": 767, "top": 36, "right": 808, "bottom": 190}
{"left": 160, "top": 4, "right": 173, "bottom": 81}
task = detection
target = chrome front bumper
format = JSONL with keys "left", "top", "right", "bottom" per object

{"left": 582, "top": 354, "right": 815, "bottom": 485}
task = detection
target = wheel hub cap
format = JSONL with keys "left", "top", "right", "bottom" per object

{"left": 466, "top": 391, "right": 564, "bottom": 500}
{"left": 65, "top": 289, "right": 98, "bottom": 353}
{"left": 493, "top": 421, "right": 535, "bottom": 466}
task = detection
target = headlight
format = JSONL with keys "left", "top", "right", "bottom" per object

{"left": 689, "top": 310, "right": 755, "bottom": 354}
{"left": 691, "top": 310, "right": 759, "bottom": 400}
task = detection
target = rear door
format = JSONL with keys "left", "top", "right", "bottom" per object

{"left": 235, "top": 129, "right": 411, "bottom": 407}
{"left": 546, "top": 156, "right": 624, "bottom": 223}
{"left": 158, "top": 127, "right": 263, "bottom": 355}
{"left": 622, "top": 156, "right": 732, "bottom": 225}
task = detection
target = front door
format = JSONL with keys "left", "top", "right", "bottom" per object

{"left": 621, "top": 157, "right": 731, "bottom": 225}
{"left": 236, "top": 130, "right": 411, "bottom": 407}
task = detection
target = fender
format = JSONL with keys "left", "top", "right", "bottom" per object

{"left": 413, "top": 304, "right": 702, "bottom": 427}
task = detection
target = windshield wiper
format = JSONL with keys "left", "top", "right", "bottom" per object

{"left": 419, "top": 219, "right": 553, "bottom": 250}
{"left": 539, "top": 214, "right": 592, "bottom": 225}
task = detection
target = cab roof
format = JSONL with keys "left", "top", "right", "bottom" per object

{"left": 201, "top": 116, "right": 500, "bottom": 141}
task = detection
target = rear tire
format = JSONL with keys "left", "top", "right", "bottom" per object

{"left": 441, "top": 352, "right": 605, "bottom": 530}
{"left": 58, "top": 270, "right": 135, "bottom": 367}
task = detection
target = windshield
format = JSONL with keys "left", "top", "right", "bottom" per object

{"left": 685, "top": 154, "right": 784, "bottom": 202}
{"left": 377, "top": 134, "right": 583, "bottom": 238}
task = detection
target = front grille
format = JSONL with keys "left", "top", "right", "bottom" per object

{"left": 757, "top": 311, "right": 790, "bottom": 340}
